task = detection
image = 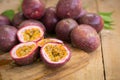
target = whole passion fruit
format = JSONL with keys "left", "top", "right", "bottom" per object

{"left": 37, "top": 38, "right": 63, "bottom": 47}
{"left": 40, "top": 43, "right": 71, "bottom": 68}
{"left": 71, "top": 25, "right": 100, "bottom": 52}
{"left": 22, "top": 0, "right": 45, "bottom": 19}
{"left": 56, "top": 0, "right": 82, "bottom": 19}
{"left": 55, "top": 18, "right": 78, "bottom": 42}
{"left": 12, "top": 12, "right": 26, "bottom": 27}
{"left": 18, "top": 20, "right": 46, "bottom": 32}
{"left": 0, "top": 25, "right": 18, "bottom": 52}
{"left": 41, "top": 7, "right": 59, "bottom": 33}
{"left": 0, "top": 15, "right": 10, "bottom": 26}
{"left": 17, "top": 25, "right": 44, "bottom": 43}
{"left": 78, "top": 13, "right": 104, "bottom": 33}
{"left": 10, "top": 42, "right": 38, "bottom": 65}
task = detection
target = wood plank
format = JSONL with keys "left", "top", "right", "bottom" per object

{"left": 0, "top": 44, "right": 89, "bottom": 80}
{"left": 98, "top": 0, "right": 120, "bottom": 80}
{"left": 60, "top": 0, "right": 105, "bottom": 80}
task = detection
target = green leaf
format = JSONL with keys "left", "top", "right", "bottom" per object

{"left": 2, "top": 9, "right": 15, "bottom": 21}
{"left": 100, "top": 15, "right": 113, "bottom": 22}
{"left": 99, "top": 12, "right": 113, "bottom": 16}
{"left": 104, "top": 23, "right": 113, "bottom": 29}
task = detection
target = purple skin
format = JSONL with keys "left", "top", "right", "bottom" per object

{"left": 78, "top": 13, "right": 104, "bottom": 33}
{"left": 55, "top": 18, "right": 78, "bottom": 42}
{"left": 22, "top": 0, "right": 45, "bottom": 19}
{"left": 41, "top": 7, "right": 59, "bottom": 33}
{"left": 0, "top": 25, "right": 18, "bottom": 52}
{"left": 18, "top": 20, "right": 46, "bottom": 32}
{"left": 10, "top": 42, "right": 39, "bottom": 66}
{"left": 0, "top": 15, "right": 11, "bottom": 26}
{"left": 71, "top": 25, "right": 100, "bottom": 52}
{"left": 56, "top": 0, "right": 82, "bottom": 19}
{"left": 12, "top": 12, "right": 26, "bottom": 27}
{"left": 40, "top": 43, "right": 71, "bottom": 68}
{"left": 77, "top": 9, "right": 87, "bottom": 19}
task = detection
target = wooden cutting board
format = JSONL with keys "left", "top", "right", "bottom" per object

{"left": 0, "top": 44, "right": 89, "bottom": 80}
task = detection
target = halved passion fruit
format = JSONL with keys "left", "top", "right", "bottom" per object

{"left": 17, "top": 26, "right": 44, "bottom": 42}
{"left": 10, "top": 42, "right": 38, "bottom": 65}
{"left": 40, "top": 43, "right": 71, "bottom": 68}
{"left": 37, "top": 38, "right": 63, "bottom": 47}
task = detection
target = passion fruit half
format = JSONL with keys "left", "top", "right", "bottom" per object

{"left": 37, "top": 38, "right": 63, "bottom": 47}
{"left": 10, "top": 42, "right": 38, "bottom": 65}
{"left": 17, "top": 26, "right": 44, "bottom": 42}
{"left": 40, "top": 43, "right": 71, "bottom": 68}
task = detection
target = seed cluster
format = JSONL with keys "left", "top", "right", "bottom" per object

{"left": 44, "top": 44, "right": 67, "bottom": 62}
{"left": 16, "top": 44, "right": 35, "bottom": 57}
{"left": 23, "top": 28, "right": 41, "bottom": 42}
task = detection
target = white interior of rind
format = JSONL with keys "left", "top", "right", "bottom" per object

{"left": 41, "top": 43, "right": 70, "bottom": 63}
{"left": 11, "top": 42, "right": 36, "bottom": 58}
{"left": 17, "top": 26, "right": 44, "bottom": 42}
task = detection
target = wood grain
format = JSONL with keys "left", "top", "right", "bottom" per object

{"left": 98, "top": 0, "right": 120, "bottom": 80}
{"left": 0, "top": 44, "right": 89, "bottom": 80}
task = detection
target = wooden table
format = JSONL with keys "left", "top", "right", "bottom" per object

{"left": 0, "top": 0, "right": 120, "bottom": 80}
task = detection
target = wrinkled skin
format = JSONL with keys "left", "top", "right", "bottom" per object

{"left": 78, "top": 13, "right": 104, "bottom": 33}
{"left": 0, "top": 25, "right": 18, "bottom": 52}
{"left": 71, "top": 25, "right": 100, "bottom": 52}
{"left": 56, "top": 0, "right": 82, "bottom": 19}
{"left": 41, "top": 7, "right": 59, "bottom": 33}
{"left": 22, "top": 0, "right": 45, "bottom": 19}
{"left": 0, "top": 15, "right": 10, "bottom": 26}
{"left": 12, "top": 12, "right": 26, "bottom": 27}
{"left": 56, "top": 18, "right": 78, "bottom": 42}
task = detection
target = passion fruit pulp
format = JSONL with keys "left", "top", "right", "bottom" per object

{"left": 17, "top": 26, "right": 44, "bottom": 42}
{"left": 10, "top": 42, "right": 38, "bottom": 65}
{"left": 40, "top": 43, "right": 71, "bottom": 68}
{"left": 37, "top": 38, "right": 63, "bottom": 47}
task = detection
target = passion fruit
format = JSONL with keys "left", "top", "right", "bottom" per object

{"left": 10, "top": 42, "right": 38, "bottom": 65}
{"left": 41, "top": 7, "right": 59, "bottom": 33}
{"left": 22, "top": 0, "right": 45, "bottom": 19}
{"left": 55, "top": 18, "right": 78, "bottom": 42}
{"left": 0, "top": 25, "right": 18, "bottom": 52}
{"left": 56, "top": 0, "right": 82, "bottom": 19}
{"left": 37, "top": 38, "right": 63, "bottom": 47}
{"left": 17, "top": 25, "right": 44, "bottom": 43}
{"left": 78, "top": 13, "right": 104, "bottom": 33}
{"left": 71, "top": 25, "right": 100, "bottom": 52}
{"left": 12, "top": 12, "right": 26, "bottom": 27}
{"left": 18, "top": 20, "right": 46, "bottom": 32}
{"left": 0, "top": 15, "right": 10, "bottom": 26}
{"left": 40, "top": 43, "right": 71, "bottom": 68}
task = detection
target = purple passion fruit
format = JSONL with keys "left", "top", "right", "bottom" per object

{"left": 71, "top": 25, "right": 100, "bottom": 52}
{"left": 12, "top": 12, "right": 26, "bottom": 27}
{"left": 10, "top": 42, "right": 38, "bottom": 65}
{"left": 77, "top": 9, "right": 87, "bottom": 19}
{"left": 18, "top": 20, "right": 46, "bottom": 32}
{"left": 22, "top": 0, "right": 45, "bottom": 19}
{"left": 41, "top": 7, "right": 59, "bottom": 33}
{"left": 17, "top": 26, "right": 44, "bottom": 43}
{"left": 0, "top": 15, "right": 10, "bottom": 26}
{"left": 40, "top": 43, "right": 71, "bottom": 68}
{"left": 37, "top": 38, "right": 63, "bottom": 47}
{"left": 78, "top": 13, "right": 104, "bottom": 33}
{"left": 55, "top": 18, "right": 78, "bottom": 42}
{"left": 56, "top": 0, "right": 82, "bottom": 19}
{"left": 0, "top": 25, "right": 18, "bottom": 52}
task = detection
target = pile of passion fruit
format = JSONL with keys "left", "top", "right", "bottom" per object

{"left": 0, "top": 0, "right": 103, "bottom": 67}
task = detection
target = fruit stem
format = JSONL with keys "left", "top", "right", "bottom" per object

{"left": 94, "top": 0, "right": 99, "bottom": 13}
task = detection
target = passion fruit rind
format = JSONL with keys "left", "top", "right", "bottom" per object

{"left": 18, "top": 20, "right": 46, "bottom": 32}
{"left": 17, "top": 25, "right": 44, "bottom": 43}
{"left": 10, "top": 42, "right": 39, "bottom": 66}
{"left": 40, "top": 43, "right": 71, "bottom": 68}
{"left": 37, "top": 38, "right": 63, "bottom": 47}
